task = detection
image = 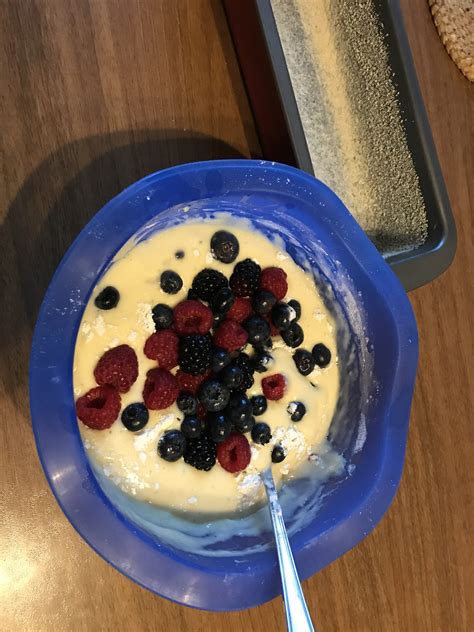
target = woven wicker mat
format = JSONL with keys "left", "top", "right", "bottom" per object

{"left": 429, "top": 0, "right": 473, "bottom": 81}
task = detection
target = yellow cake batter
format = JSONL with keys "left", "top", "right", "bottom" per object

{"left": 73, "top": 217, "right": 339, "bottom": 515}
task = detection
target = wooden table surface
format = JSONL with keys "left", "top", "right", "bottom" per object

{"left": 1, "top": 1, "right": 472, "bottom": 630}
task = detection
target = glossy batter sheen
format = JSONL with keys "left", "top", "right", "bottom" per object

{"left": 74, "top": 218, "right": 339, "bottom": 515}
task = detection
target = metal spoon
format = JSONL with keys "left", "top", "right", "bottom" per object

{"left": 261, "top": 468, "right": 315, "bottom": 632}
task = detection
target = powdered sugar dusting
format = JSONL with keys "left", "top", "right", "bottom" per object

{"left": 136, "top": 303, "right": 155, "bottom": 333}
{"left": 133, "top": 414, "right": 175, "bottom": 452}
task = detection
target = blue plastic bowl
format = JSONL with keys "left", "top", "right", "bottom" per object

{"left": 30, "top": 160, "right": 418, "bottom": 610}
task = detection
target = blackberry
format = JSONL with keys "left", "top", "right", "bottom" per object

{"left": 192, "top": 268, "right": 228, "bottom": 302}
{"left": 94, "top": 286, "right": 120, "bottom": 310}
{"left": 152, "top": 303, "right": 173, "bottom": 330}
{"left": 234, "top": 353, "right": 255, "bottom": 390}
{"left": 281, "top": 322, "right": 304, "bottom": 348}
{"left": 211, "top": 230, "right": 240, "bottom": 264}
{"left": 229, "top": 259, "right": 261, "bottom": 297}
{"left": 312, "top": 343, "right": 332, "bottom": 368}
{"left": 184, "top": 434, "right": 217, "bottom": 471}
{"left": 178, "top": 335, "right": 212, "bottom": 375}
{"left": 160, "top": 270, "right": 183, "bottom": 294}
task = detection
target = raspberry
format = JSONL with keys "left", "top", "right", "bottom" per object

{"left": 260, "top": 267, "right": 288, "bottom": 301}
{"left": 217, "top": 432, "right": 251, "bottom": 473}
{"left": 262, "top": 373, "right": 286, "bottom": 400}
{"left": 143, "top": 368, "right": 179, "bottom": 410}
{"left": 173, "top": 300, "right": 213, "bottom": 335}
{"left": 264, "top": 315, "right": 279, "bottom": 337}
{"left": 94, "top": 344, "right": 138, "bottom": 393}
{"left": 226, "top": 297, "right": 252, "bottom": 323}
{"left": 143, "top": 329, "right": 179, "bottom": 369}
{"left": 213, "top": 320, "right": 248, "bottom": 352}
{"left": 176, "top": 369, "right": 211, "bottom": 394}
{"left": 229, "top": 259, "right": 261, "bottom": 297}
{"left": 76, "top": 385, "right": 121, "bottom": 430}
{"left": 191, "top": 269, "right": 228, "bottom": 302}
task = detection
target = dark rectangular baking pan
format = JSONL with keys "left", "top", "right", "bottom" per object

{"left": 223, "top": 0, "right": 457, "bottom": 291}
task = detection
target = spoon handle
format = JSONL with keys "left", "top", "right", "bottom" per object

{"left": 262, "top": 469, "right": 315, "bottom": 632}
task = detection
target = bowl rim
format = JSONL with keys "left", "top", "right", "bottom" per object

{"left": 29, "top": 159, "right": 418, "bottom": 610}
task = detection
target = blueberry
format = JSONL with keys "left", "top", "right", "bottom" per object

{"left": 251, "top": 395, "right": 267, "bottom": 416}
{"left": 211, "top": 347, "right": 232, "bottom": 373}
{"left": 234, "top": 414, "right": 255, "bottom": 434}
{"left": 213, "top": 312, "right": 226, "bottom": 328}
{"left": 227, "top": 392, "right": 253, "bottom": 425}
{"left": 220, "top": 364, "right": 244, "bottom": 390}
{"left": 244, "top": 315, "right": 271, "bottom": 345}
{"left": 158, "top": 430, "right": 186, "bottom": 462}
{"left": 210, "top": 287, "right": 235, "bottom": 314}
{"left": 287, "top": 401, "right": 306, "bottom": 422}
{"left": 281, "top": 322, "right": 304, "bottom": 348}
{"left": 312, "top": 343, "right": 332, "bottom": 368}
{"left": 198, "top": 379, "right": 230, "bottom": 412}
{"left": 180, "top": 415, "right": 202, "bottom": 439}
{"left": 271, "top": 444, "right": 286, "bottom": 463}
{"left": 252, "top": 351, "right": 273, "bottom": 373}
{"left": 177, "top": 392, "right": 197, "bottom": 415}
{"left": 160, "top": 270, "right": 183, "bottom": 294}
{"left": 271, "top": 302, "right": 296, "bottom": 330}
{"left": 251, "top": 422, "right": 272, "bottom": 445}
{"left": 152, "top": 303, "right": 173, "bottom": 330}
{"left": 287, "top": 299, "right": 301, "bottom": 321}
{"left": 252, "top": 290, "right": 276, "bottom": 315}
{"left": 121, "top": 403, "right": 149, "bottom": 432}
{"left": 175, "top": 250, "right": 185, "bottom": 259}
{"left": 208, "top": 412, "right": 232, "bottom": 443}
{"left": 254, "top": 337, "right": 273, "bottom": 351}
{"left": 187, "top": 288, "right": 200, "bottom": 300}
{"left": 293, "top": 349, "right": 315, "bottom": 376}
{"left": 211, "top": 230, "right": 239, "bottom": 264}
{"left": 94, "top": 286, "right": 120, "bottom": 310}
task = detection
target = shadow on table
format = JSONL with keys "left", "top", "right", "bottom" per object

{"left": 0, "top": 129, "right": 246, "bottom": 404}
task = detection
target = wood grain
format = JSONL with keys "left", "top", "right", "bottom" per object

{"left": 0, "top": 1, "right": 472, "bottom": 630}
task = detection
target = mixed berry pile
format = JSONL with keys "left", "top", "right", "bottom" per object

{"left": 76, "top": 230, "right": 332, "bottom": 475}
